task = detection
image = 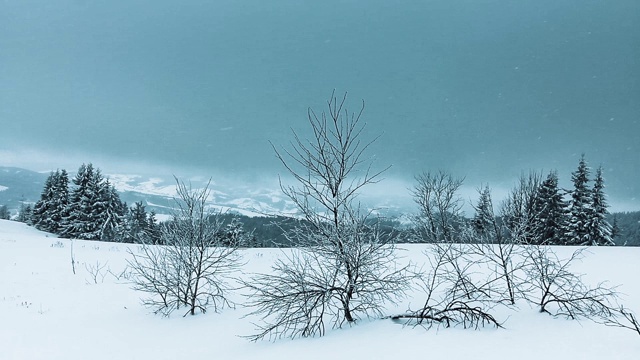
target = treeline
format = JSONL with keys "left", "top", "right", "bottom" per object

{"left": 17, "top": 164, "right": 157, "bottom": 242}
{"left": 12, "top": 163, "right": 251, "bottom": 245}
{"left": 7, "top": 162, "right": 405, "bottom": 247}
{"left": 610, "top": 212, "right": 640, "bottom": 246}
{"left": 414, "top": 154, "right": 626, "bottom": 246}
{"left": 6, "top": 155, "right": 639, "bottom": 247}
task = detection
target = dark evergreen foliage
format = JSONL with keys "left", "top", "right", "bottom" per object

{"left": 16, "top": 202, "right": 33, "bottom": 224}
{"left": 472, "top": 186, "right": 494, "bottom": 237}
{"left": 96, "top": 179, "right": 127, "bottom": 242}
{"left": 533, "top": 171, "right": 569, "bottom": 245}
{"left": 608, "top": 211, "right": 640, "bottom": 246}
{"left": 611, "top": 214, "right": 621, "bottom": 242}
{"left": 589, "top": 166, "right": 614, "bottom": 246}
{"left": 566, "top": 154, "right": 593, "bottom": 245}
{"left": 61, "top": 163, "right": 101, "bottom": 239}
{"left": 59, "top": 164, "right": 126, "bottom": 241}
{"left": 31, "top": 170, "right": 69, "bottom": 233}
{"left": 0, "top": 205, "right": 10, "bottom": 220}
{"left": 127, "top": 201, "right": 150, "bottom": 242}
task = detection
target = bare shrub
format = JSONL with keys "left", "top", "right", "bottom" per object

{"left": 467, "top": 186, "right": 530, "bottom": 305}
{"left": 108, "top": 265, "right": 133, "bottom": 281}
{"left": 128, "top": 179, "right": 243, "bottom": 317}
{"left": 392, "top": 243, "right": 501, "bottom": 329}
{"left": 84, "top": 260, "right": 109, "bottom": 284}
{"left": 523, "top": 246, "right": 620, "bottom": 320}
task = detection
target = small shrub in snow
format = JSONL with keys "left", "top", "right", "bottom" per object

{"left": 50, "top": 241, "right": 64, "bottom": 248}
{"left": 128, "top": 179, "right": 244, "bottom": 317}
{"left": 84, "top": 260, "right": 109, "bottom": 284}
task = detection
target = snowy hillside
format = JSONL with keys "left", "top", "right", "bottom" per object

{"left": 1, "top": 219, "right": 639, "bottom": 359}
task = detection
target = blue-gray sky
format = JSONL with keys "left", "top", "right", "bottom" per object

{"left": 1, "top": 0, "right": 639, "bottom": 211}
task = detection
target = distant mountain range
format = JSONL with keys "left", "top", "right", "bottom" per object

{"left": 0, "top": 166, "right": 300, "bottom": 218}
{"left": 0, "top": 166, "right": 416, "bottom": 222}
{"left": 0, "top": 167, "right": 49, "bottom": 211}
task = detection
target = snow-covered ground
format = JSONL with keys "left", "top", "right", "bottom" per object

{"left": 1, "top": 219, "right": 639, "bottom": 359}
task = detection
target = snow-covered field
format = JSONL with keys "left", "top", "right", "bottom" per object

{"left": 1, "top": 219, "right": 639, "bottom": 360}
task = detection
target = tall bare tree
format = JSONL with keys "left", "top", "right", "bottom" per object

{"left": 244, "top": 92, "right": 411, "bottom": 340}
{"left": 411, "top": 171, "right": 465, "bottom": 243}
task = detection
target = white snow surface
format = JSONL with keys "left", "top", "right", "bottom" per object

{"left": 1, "top": 220, "right": 639, "bottom": 359}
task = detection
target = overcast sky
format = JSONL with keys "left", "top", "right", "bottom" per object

{"left": 1, "top": 0, "right": 639, "bottom": 211}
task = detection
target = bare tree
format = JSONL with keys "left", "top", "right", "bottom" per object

{"left": 244, "top": 92, "right": 411, "bottom": 340}
{"left": 128, "top": 179, "right": 243, "bottom": 317}
{"left": 501, "top": 171, "right": 543, "bottom": 244}
{"left": 411, "top": 171, "right": 465, "bottom": 243}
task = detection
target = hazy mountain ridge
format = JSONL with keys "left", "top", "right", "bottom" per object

{"left": 0, "top": 166, "right": 299, "bottom": 217}
{"left": 0, "top": 167, "right": 49, "bottom": 210}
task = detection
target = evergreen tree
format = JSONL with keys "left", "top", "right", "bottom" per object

{"left": 0, "top": 205, "right": 10, "bottom": 220}
{"left": 61, "top": 164, "right": 103, "bottom": 240}
{"left": 533, "top": 171, "right": 569, "bottom": 245}
{"left": 566, "top": 154, "right": 593, "bottom": 245}
{"left": 31, "top": 172, "right": 56, "bottom": 231}
{"left": 127, "top": 201, "right": 149, "bottom": 242}
{"left": 51, "top": 169, "right": 70, "bottom": 232}
{"left": 146, "top": 209, "right": 161, "bottom": 243}
{"left": 589, "top": 166, "right": 614, "bottom": 246}
{"left": 32, "top": 170, "right": 69, "bottom": 233}
{"left": 16, "top": 202, "right": 33, "bottom": 224}
{"left": 611, "top": 214, "right": 622, "bottom": 243}
{"left": 218, "top": 217, "right": 248, "bottom": 247}
{"left": 96, "top": 179, "right": 126, "bottom": 242}
{"left": 472, "top": 186, "right": 495, "bottom": 238}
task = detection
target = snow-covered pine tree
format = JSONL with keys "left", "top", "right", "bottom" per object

{"left": 61, "top": 164, "right": 103, "bottom": 240}
{"left": 611, "top": 214, "right": 622, "bottom": 243}
{"left": 96, "top": 179, "right": 126, "bottom": 242}
{"left": 146, "top": 209, "right": 161, "bottom": 243}
{"left": 31, "top": 171, "right": 57, "bottom": 231}
{"left": 0, "top": 205, "right": 10, "bottom": 220}
{"left": 472, "top": 185, "right": 495, "bottom": 238}
{"left": 533, "top": 171, "right": 569, "bottom": 245}
{"left": 589, "top": 166, "right": 614, "bottom": 246}
{"left": 50, "top": 169, "right": 69, "bottom": 234}
{"left": 127, "top": 201, "right": 149, "bottom": 242}
{"left": 566, "top": 154, "right": 593, "bottom": 245}
{"left": 16, "top": 201, "right": 33, "bottom": 224}
{"left": 32, "top": 170, "right": 69, "bottom": 233}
